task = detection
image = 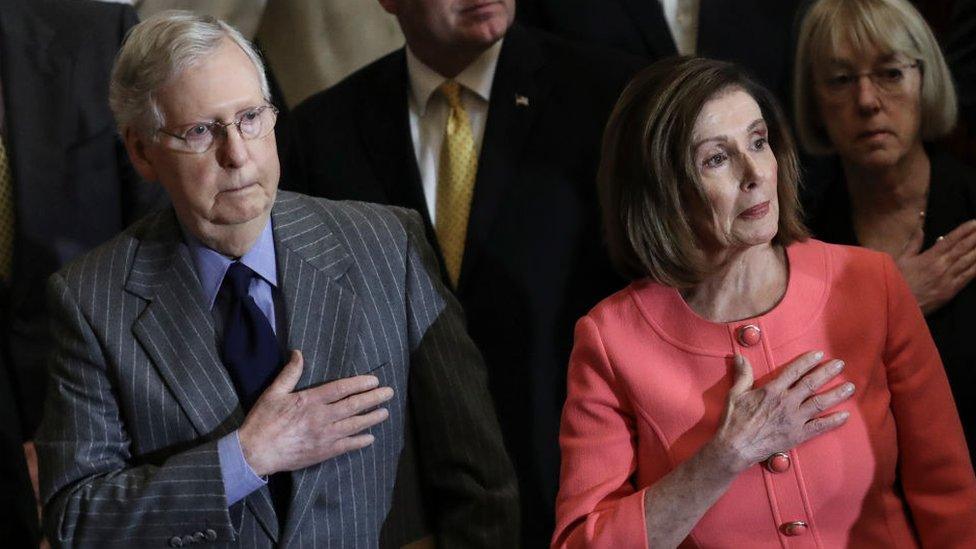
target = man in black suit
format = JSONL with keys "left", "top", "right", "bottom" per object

{"left": 0, "top": 1, "right": 163, "bottom": 542}
{"left": 282, "top": 1, "right": 641, "bottom": 545}
{"left": 518, "top": 0, "right": 806, "bottom": 111}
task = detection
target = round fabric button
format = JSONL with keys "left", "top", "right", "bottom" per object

{"left": 764, "top": 452, "right": 791, "bottom": 473}
{"left": 169, "top": 536, "right": 184, "bottom": 548}
{"left": 781, "top": 520, "right": 808, "bottom": 536}
{"left": 192, "top": 532, "right": 206, "bottom": 543}
{"left": 737, "top": 324, "right": 761, "bottom": 346}
{"left": 205, "top": 529, "right": 218, "bottom": 542}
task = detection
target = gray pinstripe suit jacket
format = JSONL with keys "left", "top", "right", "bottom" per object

{"left": 35, "top": 192, "right": 519, "bottom": 548}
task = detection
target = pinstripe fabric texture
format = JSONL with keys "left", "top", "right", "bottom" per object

{"left": 36, "top": 191, "right": 519, "bottom": 548}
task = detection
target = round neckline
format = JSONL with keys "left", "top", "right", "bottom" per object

{"left": 678, "top": 245, "right": 790, "bottom": 324}
{"left": 629, "top": 239, "right": 831, "bottom": 355}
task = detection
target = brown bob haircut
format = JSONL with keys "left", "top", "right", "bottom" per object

{"left": 599, "top": 57, "right": 808, "bottom": 288}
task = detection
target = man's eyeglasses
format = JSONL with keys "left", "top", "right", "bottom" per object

{"left": 820, "top": 61, "right": 921, "bottom": 99}
{"left": 156, "top": 105, "right": 279, "bottom": 154}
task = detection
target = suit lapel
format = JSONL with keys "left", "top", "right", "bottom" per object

{"left": 458, "top": 24, "right": 547, "bottom": 290}
{"left": 269, "top": 192, "right": 363, "bottom": 546}
{"left": 126, "top": 210, "right": 241, "bottom": 437}
{"left": 359, "top": 53, "right": 430, "bottom": 226}
{"left": 0, "top": 1, "right": 69, "bottom": 261}
{"left": 614, "top": 0, "right": 678, "bottom": 59}
{"left": 125, "top": 210, "right": 280, "bottom": 540}
{"left": 360, "top": 52, "right": 453, "bottom": 284}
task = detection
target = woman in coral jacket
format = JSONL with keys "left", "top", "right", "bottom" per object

{"left": 552, "top": 56, "right": 976, "bottom": 549}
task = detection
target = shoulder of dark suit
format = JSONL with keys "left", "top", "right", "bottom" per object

{"left": 512, "top": 22, "right": 647, "bottom": 83}
{"left": 292, "top": 23, "right": 648, "bottom": 118}
{"left": 15, "top": 0, "right": 135, "bottom": 53}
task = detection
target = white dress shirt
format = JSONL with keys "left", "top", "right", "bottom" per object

{"left": 659, "top": 0, "right": 701, "bottom": 56}
{"left": 406, "top": 40, "right": 503, "bottom": 225}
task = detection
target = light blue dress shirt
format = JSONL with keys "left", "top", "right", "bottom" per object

{"left": 183, "top": 219, "right": 278, "bottom": 507}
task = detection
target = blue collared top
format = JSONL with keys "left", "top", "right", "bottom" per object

{"left": 183, "top": 218, "right": 279, "bottom": 334}
{"left": 181, "top": 217, "right": 279, "bottom": 507}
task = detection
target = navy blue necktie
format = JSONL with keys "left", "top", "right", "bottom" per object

{"left": 219, "top": 262, "right": 290, "bottom": 524}
{"left": 220, "top": 261, "right": 281, "bottom": 410}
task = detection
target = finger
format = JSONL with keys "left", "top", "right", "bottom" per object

{"left": 899, "top": 217, "right": 924, "bottom": 257}
{"left": 947, "top": 226, "right": 976, "bottom": 263}
{"left": 768, "top": 350, "right": 825, "bottom": 393}
{"left": 798, "top": 381, "right": 855, "bottom": 418}
{"left": 789, "top": 359, "right": 845, "bottom": 400}
{"left": 943, "top": 219, "right": 976, "bottom": 246}
{"left": 918, "top": 226, "right": 959, "bottom": 261}
{"left": 266, "top": 350, "right": 304, "bottom": 395}
{"left": 931, "top": 222, "right": 975, "bottom": 266}
{"left": 947, "top": 244, "right": 976, "bottom": 278}
{"left": 332, "top": 407, "right": 390, "bottom": 437}
{"left": 953, "top": 260, "right": 976, "bottom": 290}
{"left": 330, "top": 386, "right": 395, "bottom": 419}
{"left": 329, "top": 433, "right": 376, "bottom": 457}
{"left": 953, "top": 220, "right": 976, "bottom": 247}
{"left": 312, "top": 375, "right": 381, "bottom": 404}
{"left": 801, "top": 410, "right": 850, "bottom": 441}
{"left": 728, "top": 355, "right": 754, "bottom": 396}
{"left": 943, "top": 226, "right": 976, "bottom": 265}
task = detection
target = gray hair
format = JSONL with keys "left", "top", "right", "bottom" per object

{"left": 109, "top": 10, "right": 271, "bottom": 136}
{"left": 793, "top": 0, "right": 958, "bottom": 155}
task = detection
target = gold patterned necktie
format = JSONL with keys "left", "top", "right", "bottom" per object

{"left": 435, "top": 80, "right": 477, "bottom": 288}
{"left": 0, "top": 136, "right": 15, "bottom": 280}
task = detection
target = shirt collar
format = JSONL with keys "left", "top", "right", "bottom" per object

{"left": 182, "top": 217, "right": 278, "bottom": 309}
{"left": 406, "top": 38, "right": 504, "bottom": 116}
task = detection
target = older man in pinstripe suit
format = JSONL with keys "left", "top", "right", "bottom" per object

{"left": 34, "top": 12, "right": 517, "bottom": 548}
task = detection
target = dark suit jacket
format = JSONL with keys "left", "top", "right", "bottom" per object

{"left": 0, "top": 0, "right": 165, "bottom": 437}
{"left": 517, "top": 0, "right": 807, "bottom": 110}
{"left": 283, "top": 23, "right": 640, "bottom": 547}
{"left": 36, "top": 192, "right": 518, "bottom": 548}
{"left": 807, "top": 147, "right": 976, "bottom": 464}
{"left": 0, "top": 0, "right": 163, "bottom": 544}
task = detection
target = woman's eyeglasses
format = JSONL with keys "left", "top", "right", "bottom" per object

{"left": 819, "top": 61, "right": 921, "bottom": 101}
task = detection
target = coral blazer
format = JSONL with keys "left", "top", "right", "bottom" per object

{"left": 553, "top": 239, "right": 976, "bottom": 548}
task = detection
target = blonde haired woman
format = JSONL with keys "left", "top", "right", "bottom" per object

{"left": 796, "top": 0, "right": 976, "bottom": 461}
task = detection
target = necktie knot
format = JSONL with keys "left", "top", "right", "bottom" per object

{"left": 219, "top": 259, "right": 279, "bottom": 412}
{"left": 224, "top": 261, "right": 254, "bottom": 299}
{"left": 439, "top": 79, "right": 464, "bottom": 110}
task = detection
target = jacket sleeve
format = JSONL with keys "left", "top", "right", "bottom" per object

{"left": 552, "top": 315, "right": 648, "bottom": 549}
{"left": 394, "top": 208, "right": 521, "bottom": 548}
{"left": 36, "top": 273, "right": 237, "bottom": 548}
{"left": 881, "top": 255, "right": 976, "bottom": 545}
